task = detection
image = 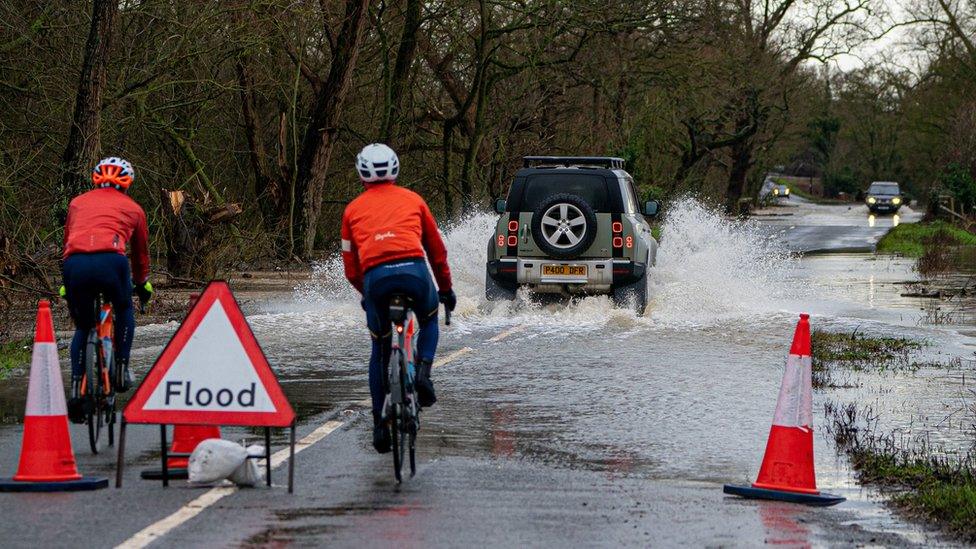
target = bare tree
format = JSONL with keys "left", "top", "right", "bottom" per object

{"left": 56, "top": 0, "right": 117, "bottom": 220}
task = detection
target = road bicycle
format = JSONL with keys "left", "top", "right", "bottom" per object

{"left": 80, "top": 297, "right": 118, "bottom": 454}
{"left": 383, "top": 295, "right": 450, "bottom": 484}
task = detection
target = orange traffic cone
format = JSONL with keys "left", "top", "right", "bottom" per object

{"left": 0, "top": 300, "right": 107, "bottom": 492}
{"left": 724, "top": 314, "right": 844, "bottom": 506}
{"left": 141, "top": 293, "right": 222, "bottom": 480}
{"left": 140, "top": 425, "right": 222, "bottom": 480}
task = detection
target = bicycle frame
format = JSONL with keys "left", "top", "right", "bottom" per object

{"left": 389, "top": 311, "right": 417, "bottom": 406}
{"left": 97, "top": 303, "right": 114, "bottom": 395}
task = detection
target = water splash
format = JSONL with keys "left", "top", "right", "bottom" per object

{"left": 649, "top": 197, "right": 801, "bottom": 325}
{"left": 294, "top": 199, "right": 802, "bottom": 329}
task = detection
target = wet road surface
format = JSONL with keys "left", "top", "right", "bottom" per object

{"left": 755, "top": 195, "right": 921, "bottom": 253}
{"left": 1, "top": 198, "right": 972, "bottom": 547}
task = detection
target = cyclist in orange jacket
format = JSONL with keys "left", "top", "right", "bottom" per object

{"left": 341, "top": 144, "right": 456, "bottom": 453}
{"left": 62, "top": 157, "right": 153, "bottom": 422}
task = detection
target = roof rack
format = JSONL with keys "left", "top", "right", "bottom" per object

{"left": 522, "top": 156, "right": 625, "bottom": 169}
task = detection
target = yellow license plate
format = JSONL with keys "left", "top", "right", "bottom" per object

{"left": 542, "top": 265, "right": 587, "bottom": 276}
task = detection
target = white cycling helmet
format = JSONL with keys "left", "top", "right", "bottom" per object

{"left": 356, "top": 143, "right": 399, "bottom": 183}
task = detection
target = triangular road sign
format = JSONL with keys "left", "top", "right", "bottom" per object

{"left": 125, "top": 281, "right": 295, "bottom": 427}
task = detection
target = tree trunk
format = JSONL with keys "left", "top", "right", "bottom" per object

{"left": 441, "top": 119, "right": 455, "bottom": 217}
{"left": 293, "top": 0, "right": 371, "bottom": 260}
{"left": 56, "top": 0, "right": 117, "bottom": 221}
{"left": 726, "top": 138, "right": 754, "bottom": 213}
{"left": 381, "top": 0, "right": 422, "bottom": 144}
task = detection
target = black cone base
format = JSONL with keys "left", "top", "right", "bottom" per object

{"left": 0, "top": 476, "right": 108, "bottom": 492}
{"left": 723, "top": 484, "right": 845, "bottom": 507}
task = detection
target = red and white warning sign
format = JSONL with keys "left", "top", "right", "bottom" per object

{"left": 125, "top": 281, "right": 295, "bottom": 427}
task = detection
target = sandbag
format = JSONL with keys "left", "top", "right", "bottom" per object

{"left": 188, "top": 438, "right": 247, "bottom": 484}
{"left": 229, "top": 445, "right": 266, "bottom": 487}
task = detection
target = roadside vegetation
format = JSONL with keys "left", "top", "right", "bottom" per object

{"left": 877, "top": 222, "right": 976, "bottom": 258}
{"left": 826, "top": 402, "right": 976, "bottom": 542}
{"left": 810, "top": 329, "right": 925, "bottom": 388}
{"left": 0, "top": 339, "right": 30, "bottom": 380}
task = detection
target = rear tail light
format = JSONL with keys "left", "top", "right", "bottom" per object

{"left": 612, "top": 236, "right": 623, "bottom": 248}
{"left": 497, "top": 235, "right": 505, "bottom": 247}
{"left": 507, "top": 235, "right": 518, "bottom": 247}
{"left": 508, "top": 220, "right": 519, "bottom": 232}
{"left": 625, "top": 236, "right": 633, "bottom": 249}
{"left": 612, "top": 222, "right": 623, "bottom": 233}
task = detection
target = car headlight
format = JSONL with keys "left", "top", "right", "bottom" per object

{"left": 867, "top": 197, "right": 876, "bottom": 204}
{"left": 784, "top": 188, "right": 790, "bottom": 195}
{"left": 773, "top": 189, "right": 779, "bottom": 195}
{"left": 892, "top": 197, "right": 901, "bottom": 205}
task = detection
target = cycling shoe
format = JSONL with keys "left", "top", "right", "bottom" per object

{"left": 116, "top": 367, "right": 134, "bottom": 393}
{"left": 415, "top": 359, "right": 437, "bottom": 408}
{"left": 372, "top": 411, "right": 391, "bottom": 454}
{"left": 67, "top": 397, "right": 88, "bottom": 424}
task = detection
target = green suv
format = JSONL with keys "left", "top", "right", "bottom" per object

{"left": 485, "top": 156, "right": 660, "bottom": 313}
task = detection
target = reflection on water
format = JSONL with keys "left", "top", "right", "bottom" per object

{"left": 868, "top": 213, "right": 899, "bottom": 228}
{"left": 760, "top": 503, "right": 812, "bottom": 546}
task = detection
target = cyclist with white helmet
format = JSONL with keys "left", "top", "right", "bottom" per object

{"left": 62, "top": 157, "right": 153, "bottom": 423}
{"left": 341, "top": 143, "right": 456, "bottom": 453}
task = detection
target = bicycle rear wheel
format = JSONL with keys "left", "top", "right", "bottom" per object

{"left": 106, "top": 403, "right": 115, "bottom": 446}
{"left": 408, "top": 422, "right": 416, "bottom": 478}
{"left": 391, "top": 403, "right": 403, "bottom": 483}
{"left": 85, "top": 334, "right": 101, "bottom": 454}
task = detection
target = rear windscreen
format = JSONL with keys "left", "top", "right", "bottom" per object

{"left": 521, "top": 174, "right": 609, "bottom": 212}
{"left": 869, "top": 183, "right": 899, "bottom": 195}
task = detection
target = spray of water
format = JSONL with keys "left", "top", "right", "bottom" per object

{"left": 649, "top": 197, "right": 801, "bottom": 325}
{"left": 294, "top": 198, "right": 802, "bottom": 330}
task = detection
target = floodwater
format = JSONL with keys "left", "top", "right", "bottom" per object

{"left": 0, "top": 197, "right": 973, "bottom": 544}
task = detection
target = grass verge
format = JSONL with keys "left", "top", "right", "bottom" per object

{"left": 811, "top": 329, "right": 924, "bottom": 388}
{"left": 0, "top": 339, "right": 31, "bottom": 380}
{"left": 826, "top": 402, "right": 976, "bottom": 541}
{"left": 876, "top": 221, "right": 976, "bottom": 258}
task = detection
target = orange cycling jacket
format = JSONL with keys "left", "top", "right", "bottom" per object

{"left": 341, "top": 182, "right": 452, "bottom": 293}
{"left": 63, "top": 187, "right": 150, "bottom": 283}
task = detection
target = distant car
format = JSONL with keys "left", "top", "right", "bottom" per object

{"left": 865, "top": 181, "right": 903, "bottom": 213}
{"left": 758, "top": 179, "right": 790, "bottom": 204}
{"left": 485, "top": 156, "right": 660, "bottom": 313}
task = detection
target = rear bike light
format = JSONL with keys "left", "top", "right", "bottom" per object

{"left": 508, "top": 220, "right": 519, "bottom": 232}
{"left": 612, "top": 236, "right": 623, "bottom": 248}
{"left": 612, "top": 222, "right": 623, "bottom": 234}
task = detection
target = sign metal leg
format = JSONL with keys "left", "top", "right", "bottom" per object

{"left": 264, "top": 427, "right": 272, "bottom": 487}
{"left": 160, "top": 424, "right": 169, "bottom": 487}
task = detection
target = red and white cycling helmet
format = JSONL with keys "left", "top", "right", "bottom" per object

{"left": 92, "top": 157, "right": 135, "bottom": 190}
{"left": 356, "top": 144, "right": 399, "bottom": 183}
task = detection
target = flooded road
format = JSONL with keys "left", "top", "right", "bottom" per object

{"left": 1, "top": 198, "right": 974, "bottom": 546}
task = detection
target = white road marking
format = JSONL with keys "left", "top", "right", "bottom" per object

{"left": 115, "top": 420, "right": 345, "bottom": 549}
{"left": 488, "top": 324, "right": 525, "bottom": 343}
{"left": 432, "top": 347, "right": 473, "bottom": 369}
